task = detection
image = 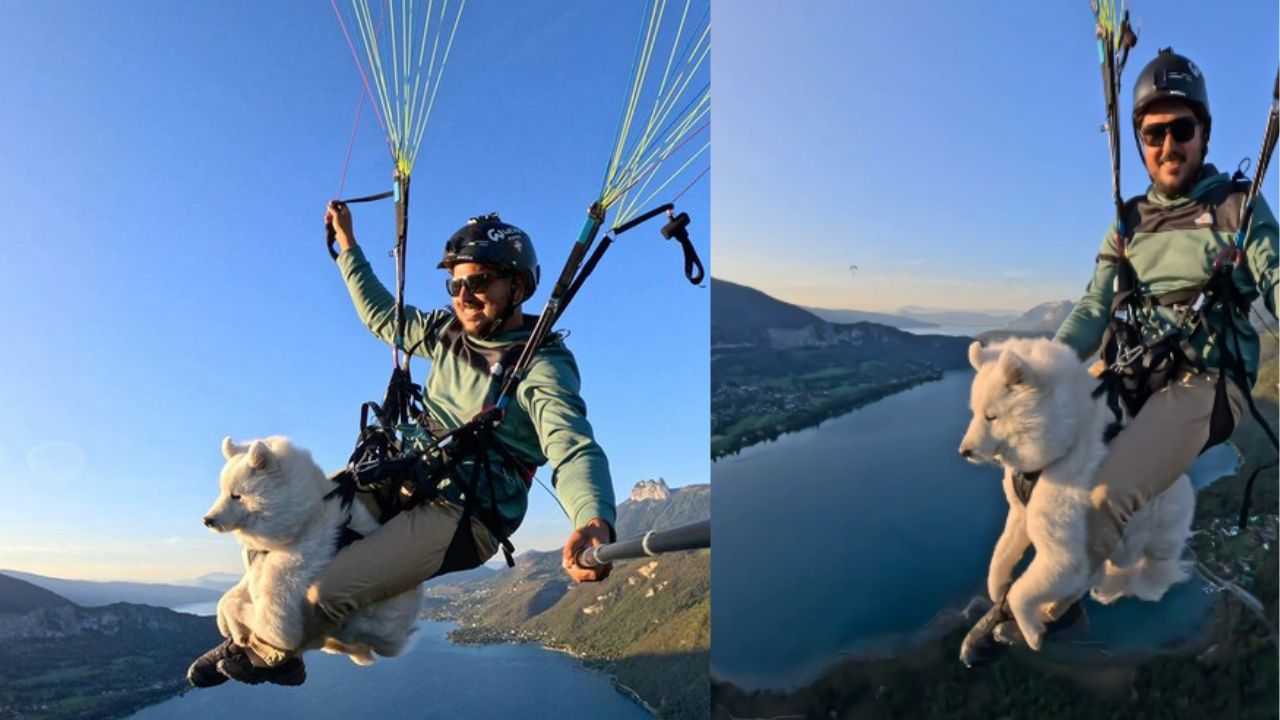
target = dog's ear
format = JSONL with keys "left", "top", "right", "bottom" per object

{"left": 221, "top": 436, "right": 245, "bottom": 461}
{"left": 997, "top": 348, "right": 1032, "bottom": 386}
{"left": 246, "top": 440, "right": 274, "bottom": 471}
{"left": 968, "top": 341, "right": 986, "bottom": 371}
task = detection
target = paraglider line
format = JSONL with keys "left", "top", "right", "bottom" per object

{"left": 670, "top": 165, "right": 709, "bottom": 203}
{"left": 336, "top": 90, "right": 366, "bottom": 199}
{"left": 330, "top": 0, "right": 389, "bottom": 136}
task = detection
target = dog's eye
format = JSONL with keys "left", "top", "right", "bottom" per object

{"left": 984, "top": 413, "right": 997, "bottom": 422}
{"left": 230, "top": 493, "right": 242, "bottom": 501}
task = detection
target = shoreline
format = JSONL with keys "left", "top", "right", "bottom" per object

{"left": 712, "top": 370, "right": 946, "bottom": 460}
{"left": 447, "top": 624, "right": 659, "bottom": 717}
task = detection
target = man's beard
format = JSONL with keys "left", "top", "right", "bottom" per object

{"left": 459, "top": 297, "right": 514, "bottom": 338}
{"left": 1152, "top": 149, "right": 1203, "bottom": 198}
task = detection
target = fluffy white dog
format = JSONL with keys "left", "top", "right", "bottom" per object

{"left": 958, "top": 339, "right": 1194, "bottom": 650}
{"left": 203, "top": 436, "right": 422, "bottom": 665}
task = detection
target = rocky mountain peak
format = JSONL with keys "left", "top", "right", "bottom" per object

{"left": 630, "top": 478, "right": 671, "bottom": 502}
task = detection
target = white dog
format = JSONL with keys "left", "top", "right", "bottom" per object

{"left": 958, "top": 339, "right": 1194, "bottom": 650}
{"left": 203, "top": 436, "right": 422, "bottom": 665}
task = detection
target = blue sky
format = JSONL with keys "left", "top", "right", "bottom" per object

{"left": 0, "top": 2, "right": 708, "bottom": 582}
{"left": 714, "top": 0, "right": 1278, "bottom": 313}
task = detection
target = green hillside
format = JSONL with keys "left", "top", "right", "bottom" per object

{"left": 0, "top": 576, "right": 221, "bottom": 720}
{"left": 437, "top": 483, "right": 712, "bottom": 720}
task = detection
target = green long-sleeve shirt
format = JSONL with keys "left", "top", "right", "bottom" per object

{"left": 1055, "top": 166, "right": 1279, "bottom": 387}
{"left": 336, "top": 246, "right": 615, "bottom": 537}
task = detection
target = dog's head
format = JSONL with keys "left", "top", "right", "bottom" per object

{"left": 958, "top": 339, "right": 1088, "bottom": 474}
{"left": 203, "top": 436, "right": 326, "bottom": 549}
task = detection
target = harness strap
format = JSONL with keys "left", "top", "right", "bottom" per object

{"left": 1011, "top": 470, "right": 1040, "bottom": 506}
{"left": 318, "top": 478, "right": 367, "bottom": 553}
{"left": 325, "top": 190, "right": 396, "bottom": 260}
{"left": 1011, "top": 416, "right": 1127, "bottom": 507}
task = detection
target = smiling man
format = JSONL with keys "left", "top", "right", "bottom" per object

{"left": 188, "top": 206, "right": 617, "bottom": 687}
{"left": 975, "top": 49, "right": 1279, "bottom": 649}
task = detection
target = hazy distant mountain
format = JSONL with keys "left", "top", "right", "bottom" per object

{"left": 898, "top": 306, "right": 1020, "bottom": 327}
{"left": 712, "top": 278, "right": 828, "bottom": 345}
{"left": 436, "top": 481, "right": 710, "bottom": 720}
{"left": 803, "top": 306, "right": 938, "bottom": 329}
{"left": 1, "top": 569, "right": 223, "bottom": 609}
{"left": 423, "top": 563, "right": 497, "bottom": 590}
{"left": 712, "top": 278, "right": 973, "bottom": 359}
{"left": 0, "top": 573, "right": 74, "bottom": 615}
{"left": 177, "top": 571, "right": 243, "bottom": 593}
{"left": 1003, "top": 300, "right": 1075, "bottom": 333}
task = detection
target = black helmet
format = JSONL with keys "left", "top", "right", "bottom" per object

{"left": 438, "top": 213, "right": 540, "bottom": 296}
{"left": 1131, "top": 48, "right": 1211, "bottom": 144}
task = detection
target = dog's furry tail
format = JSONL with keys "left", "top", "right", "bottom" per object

{"left": 1128, "top": 555, "right": 1193, "bottom": 601}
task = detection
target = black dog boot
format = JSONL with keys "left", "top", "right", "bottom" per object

{"left": 994, "top": 598, "right": 1090, "bottom": 645}
{"left": 187, "top": 638, "right": 240, "bottom": 688}
{"left": 959, "top": 600, "right": 1013, "bottom": 668}
{"left": 215, "top": 651, "right": 307, "bottom": 687}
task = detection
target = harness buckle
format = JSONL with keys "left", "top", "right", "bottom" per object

{"left": 1111, "top": 343, "right": 1146, "bottom": 371}
{"left": 1211, "top": 246, "right": 1242, "bottom": 272}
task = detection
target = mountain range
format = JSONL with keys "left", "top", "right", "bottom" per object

{"left": 802, "top": 306, "right": 937, "bottom": 329}
{"left": 1003, "top": 300, "right": 1075, "bottom": 332}
{"left": 897, "top": 306, "right": 1020, "bottom": 327}
{"left": 0, "top": 574, "right": 220, "bottom": 720}
{"left": 711, "top": 278, "right": 972, "bottom": 361}
{"left": 0, "top": 568, "right": 224, "bottom": 609}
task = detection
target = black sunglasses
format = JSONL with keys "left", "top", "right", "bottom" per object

{"left": 1139, "top": 116, "right": 1199, "bottom": 148}
{"left": 445, "top": 270, "right": 510, "bottom": 297}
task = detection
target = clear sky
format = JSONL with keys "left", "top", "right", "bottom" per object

{"left": 714, "top": 0, "right": 1278, "bottom": 314}
{"left": 0, "top": 2, "right": 709, "bottom": 582}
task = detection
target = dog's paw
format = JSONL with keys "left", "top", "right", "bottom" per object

{"left": 1089, "top": 560, "right": 1137, "bottom": 605}
{"left": 1089, "top": 586, "right": 1122, "bottom": 605}
{"left": 1023, "top": 625, "right": 1045, "bottom": 651}
{"left": 1009, "top": 614, "right": 1045, "bottom": 651}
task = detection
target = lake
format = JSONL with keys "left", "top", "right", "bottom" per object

{"left": 711, "top": 370, "right": 1238, "bottom": 689}
{"left": 901, "top": 324, "right": 993, "bottom": 337}
{"left": 128, "top": 618, "right": 651, "bottom": 719}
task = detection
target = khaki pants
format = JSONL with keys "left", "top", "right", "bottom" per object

{"left": 1083, "top": 370, "right": 1244, "bottom": 572}
{"left": 248, "top": 495, "right": 498, "bottom": 665}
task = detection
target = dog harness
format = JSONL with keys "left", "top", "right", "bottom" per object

{"left": 1010, "top": 420, "right": 1124, "bottom": 506}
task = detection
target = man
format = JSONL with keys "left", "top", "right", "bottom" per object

{"left": 189, "top": 206, "right": 617, "bottom": 686}
{"left": 980, "top": 49, "right": 1278, "bottom": 654}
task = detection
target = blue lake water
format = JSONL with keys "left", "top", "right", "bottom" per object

{"left": 901, "top": 324, "right": 993, "bottom": 337}
{"left": 711, "top": 369, "right": 1238, "bottom": 690}
{"left": 127, "top": 619, "right": 650, "bottom": 720}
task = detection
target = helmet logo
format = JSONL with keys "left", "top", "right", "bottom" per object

{"left": 487, "top": 228, "right": 507, "bottom": 242}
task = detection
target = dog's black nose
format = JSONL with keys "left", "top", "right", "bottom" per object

{"left": 959, "top": 447, "right": 973, "bottom": 459}
{"left": 203, "top": 516, "right": 218, "bottom": 529}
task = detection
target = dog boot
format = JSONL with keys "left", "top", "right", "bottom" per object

{"left": 959, "top": 601, "right": 1013, "bottom": 668}
{"left": 187, "top": 638, "right": 240, "bottom": 688}
{"left": 216, "top": 651, "right": 308, "bottom": 687}
{"left": 992, "top": 599, "right": 1090, "bottom": 646}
